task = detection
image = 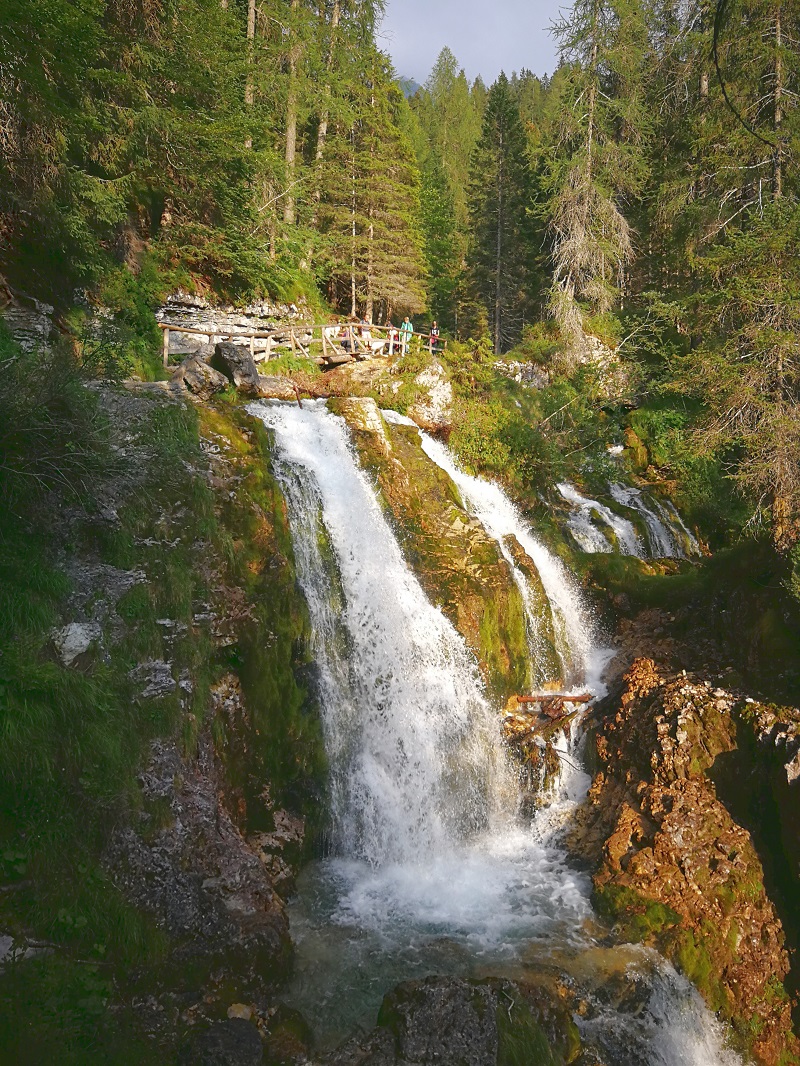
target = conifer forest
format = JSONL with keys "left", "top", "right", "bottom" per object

{"left": 2, "top": 2, "right": 800, "bottom": 1065}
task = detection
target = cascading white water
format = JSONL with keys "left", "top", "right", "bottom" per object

{"left": 609, "top": 482, "right": 701, "bottom": 558}
{"left": 415, "top": 428, "right": 604, "bottom": 690}
{"left": 249, "top": 399, "right": 741, "bottom": 1065}
{"left": 558, "top": 480, "right": 701, "bottom": 560}
{"left": 558, "top": 482, "right": 644, "bottom": 556}
{"left": 249, "top": 399, "right": 510, "bottom": 866}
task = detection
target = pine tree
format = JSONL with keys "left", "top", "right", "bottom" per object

{"left": 419, "top": 153, "right": 460, "bottom": 329}
{"left": 466, "top": 74, "right": 535, "bottom": 353}
{"left": 318, "top": 53, "right": 426, "bottom": 318}
{"left": 547, "top": 0, "right": 652, "bottom": 358}
{"left": 680, "top": 201, "right": 800, "bottom": 550}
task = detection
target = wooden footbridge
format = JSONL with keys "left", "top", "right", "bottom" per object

{"left": 158, "top": 320, "right": 445, "bottom": 369}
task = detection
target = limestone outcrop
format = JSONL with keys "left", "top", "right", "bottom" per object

{"left": 570, "top": 658, "right": 799, "bottom": 1065}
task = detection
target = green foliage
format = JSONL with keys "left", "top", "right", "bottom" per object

{"left": 467, "top": 74, "right": 540, "bottom": 353}
{"left": 0, "top": 323, "right": 112, "bottom": 508}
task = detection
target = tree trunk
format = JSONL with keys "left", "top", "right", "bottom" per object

{"left": 315, "top": 1, "right": 340, "bottom": 166}
{"left": 774, "top": 2, "right": 783, "bottom": 199}
{"left": 244, "top": 0, "right": 256, "bottom": 149}
{"left": 284, "top": 0, "right": 300, "bottom": 225}
{"left": 365, "top": 213, "right": 374, "bottom": 323}
{"left": 350, "top": 128, "right": 357, "bottom": 317}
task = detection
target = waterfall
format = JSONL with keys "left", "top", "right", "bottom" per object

{"left": 608, "top": 482, "right": 701, "bottom": 558}
{"left": 414, "top": 429, "right": 605, "bottom": 690}
{"left": 558, "top": 481, "right": 701, "bottom": 560}
{"left": 250, "top": 399, "right": 511, "bottom": 867}
{"left": 249, "top": 399, "right": 741, "bottom": 1066}
{"left": 558, "top": 482, "right": 645, "bottom": 556}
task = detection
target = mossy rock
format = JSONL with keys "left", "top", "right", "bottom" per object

{"left": 330, "top": 398, "right": 561, "bottom": 701}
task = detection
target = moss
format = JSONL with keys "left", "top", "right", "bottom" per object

{"left": 495, "top": 991, "right": 580, "bottom": 1066}
{"left": 200, "top": 405, "right": 328, "bottom": 834}
{"left": 671, "top": 928, "right": 730, "bottom": 1015}
{"left": 332, "top": 402, "right": 556, "bottom": 700}
{"left": 593, "top": 883, "right": 681, "bottom": 943}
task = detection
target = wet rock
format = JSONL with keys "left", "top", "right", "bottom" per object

{"left": 256, "top": 375, "right": 299, "bottom": 401}
{"left": 330, "top": 397, "right": 391, "bottom": 454}
{"left": 263, "top": 1004, "right": 313, "bottom": 1065}
{"left": 178, "top": 1018, "right": 263, "bottom": 1066}
{"left": 320, "top": 976, "right": 585, "bottom": 1066}
{"left": 570, "top": 659, "right": 798, "bottom": 1065}
{"left": 212, "top": 341, "right": 261, "bottom": 393}
{"left": 52, "top": 621, "right": 102, "bottom": 666}
{"left": 173, "top": 355, "right": 229, "bottom": 400}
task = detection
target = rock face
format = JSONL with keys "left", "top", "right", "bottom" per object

{"left": 407, "top": 361, "right": 453, "bottom": 433}
{"left": 106, "top": 735, "right": 292, "bottom": 978}
{"left": 321, "top": 976, "right": 584, "bottom": 1066}
{"left": 256, "top": 374, "right": 300, "bottom": 401}
{"left": 570, "top": 658, "right": 798, "bottom": 1065}
{"left": 330, "top": 398, "right": 561, "bottom": 699}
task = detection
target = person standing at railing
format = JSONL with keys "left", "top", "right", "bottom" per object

{"left": 399, "top": 316, "right": 413, "bottom": 355}
{"left": 385, "top": 319, "right": 398, "bottom": 355}
{"left": 429, "top": 320, "right": 440, "bottom": 353}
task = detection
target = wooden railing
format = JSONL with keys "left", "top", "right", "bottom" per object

{"left": 157, "top": 321, "right": 445, "bottom": 368}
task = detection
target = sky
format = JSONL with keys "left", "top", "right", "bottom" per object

{"left": 378, "top": 0, "right": 566, "bottom": 87}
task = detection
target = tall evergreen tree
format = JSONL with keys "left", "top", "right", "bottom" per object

{"left": 547, "top": 0, "right": 652, "bottom": 358}
{"left": 466, "top": 74, "right": 535, "bottom": 353}
{"left": 318, "top": 53, "right": 426, "bottom": 318}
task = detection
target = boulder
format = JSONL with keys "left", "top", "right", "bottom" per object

{"left": 321, "top": 976, "right": 584, "bottom": 1066}
{"left": 256, "top": 375, "right": 298, "bottom": 401}
{"left": 211, "top": 341, "right": 261, "bottom": 393}
{"left": 178, "top": 1019, "right": 263, "bottom": 1066}
{"left": 172, "top": 356, "right": 229, "bottom": 400}
{"left": 407, "top": 362, "right": 453, "bottom": 434}
{"left": 52, "top": 622, "right": 102, "bottom": 667}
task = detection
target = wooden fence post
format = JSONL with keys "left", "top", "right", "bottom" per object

{"left": 162, "top": 327, "right": 170, "bottom": 367}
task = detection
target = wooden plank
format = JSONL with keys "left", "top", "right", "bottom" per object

{"left": 516, "top": 693, "right": 591, "bottom": 705}
{"left": 162, "top": 326, "right": 170, "bottom": 367}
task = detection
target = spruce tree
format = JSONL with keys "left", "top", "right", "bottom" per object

{"left": 466, "top": 73, "right": 534, "bottom": 353}
{"left": 547, "top": 0, "right": 652, "bottom": 358}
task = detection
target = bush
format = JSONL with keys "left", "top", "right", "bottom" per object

{"left": 0, "top": 323, "right": 112, "bottom": 508}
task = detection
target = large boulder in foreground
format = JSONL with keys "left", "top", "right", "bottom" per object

{"left": 178, "top": 1019, "right": 263, "bottom": 1066}
{"left": 321, "top": 976, "right": 583, "bottom": 1066}
{"left": 172, "top": 355, "right": 229, "bottom": 400}
{"left": 569, "top": 658, "right": 799, "bottom": 1066}
{"left": 211, "top": 341, "right": 261, "bottom": 393}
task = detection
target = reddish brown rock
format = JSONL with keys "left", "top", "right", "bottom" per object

{"left": 570, "top": 659, "right": 799, "bottom": 1066}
